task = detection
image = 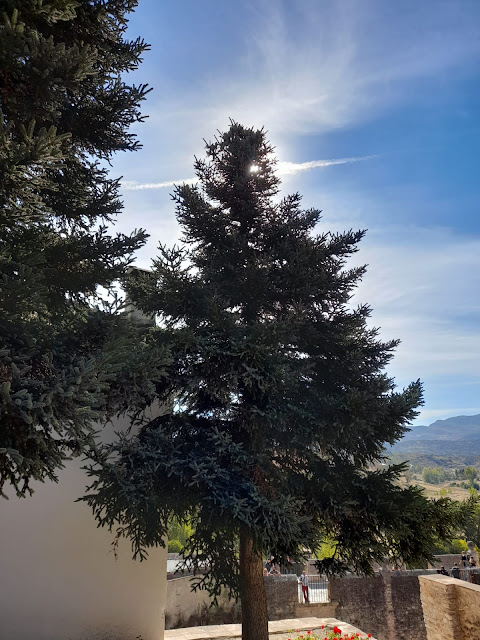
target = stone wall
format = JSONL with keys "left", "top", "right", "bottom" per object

{"left": 419, "top": 574, "right": 480, "bottom": 640}
{"left": 264, "top": 574, "right": 298, "bottom": 620}
{"left": 330, "top": 570, "right": 440, "bottom": 640}
{"left": 390, "top": 571, "right": 428, "bottom": 640}
{"left": 166, "top": 569, "right": 480, "bottom": 636}
{"left": 330, "top": 574, "right": 388, "bottom": 639}
{"left": 429, "top": 554, "right": 462, "bottom": 570}
{"left": 165, "top": 574, "right": 298, "bottom": 628}
{"left": 165, "top": 577, "right": 238, "bottom": 629}
{"left": 295, "top": 602, "right": 338, "bottom": 619}
{"left": 456, "top": 578, "right": 480, "bottom": 638}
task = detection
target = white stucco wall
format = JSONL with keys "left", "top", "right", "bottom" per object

{"left": 165, "top": 576, "right": 235, "bottom": 629}
{"left": 0, "top": 416, "right": 167, "bottom": 640}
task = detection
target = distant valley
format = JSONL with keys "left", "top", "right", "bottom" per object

{"left": 385, "top": 415, "right": 480, "bottom": 502}
{"left": 390, "top": 414, "right": 480, "bottom": 454}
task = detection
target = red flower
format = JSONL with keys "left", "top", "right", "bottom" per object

{"left": 333, "top": 627, "right": 342, "bottom": 635}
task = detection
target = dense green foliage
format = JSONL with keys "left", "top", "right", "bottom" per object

{"left": 422, "top": 466, "right": 447, "bottom": 484}
{"left": 430, "top": 537, "right": 468, "bottom": 556}
{"left": 168, "top": 516, "right": 194, "bottom": 552}
{"left": 0, "top": 0, "right": 167, "bottom": 497}
{"left": 464, "top": 489, "right": 480, "bottom": 545}
{"left": 388, "top": 452, "right": 480, "bottom": 472}
{"left": 462, "top": 466, "right": 478, "bottom": 488}
{"left": 83, "top": 123, "right": 473, "bottom": 601}
{"left": 167, "top": 539, "right": 183, "bottom": 553}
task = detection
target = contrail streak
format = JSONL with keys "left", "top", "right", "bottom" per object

{"left": 121, "top": 155, "right": 375, "bottom": 191}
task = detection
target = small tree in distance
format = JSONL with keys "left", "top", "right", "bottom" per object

{"left": 464, "top": 466, "right": 478, "bottom": 488}
{"left": 83, "top": 123, "right": 471, "bottom": 640}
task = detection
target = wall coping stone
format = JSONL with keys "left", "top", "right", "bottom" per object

{"left": 264, "top": 574, "right": 299, "bottom": 582}
{"left": 389, "top": 569, "right": 438, "bottom": 577}
{"left": 419, "top": 573, "right": 480, "bottom": 593}
{"left": 330, "top": 568, "right": 438, "bottom": 580}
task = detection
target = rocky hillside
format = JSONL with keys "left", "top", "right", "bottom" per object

{"left": 391, "top": 414, "right": 480, "bottom": 454}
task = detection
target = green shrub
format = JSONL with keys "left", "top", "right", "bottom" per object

{"left": 431, "top": 538, "right": 468, "bottom": 555}
{"left": 422, "top": 466, "right": 446, "bottom": 484}
{"left": 168, "top": 539, "right": 183, "bottom": 553}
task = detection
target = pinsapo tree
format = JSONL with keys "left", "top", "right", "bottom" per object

{"left": 0, "top": 0, "right": 168, "bottom": 497}
{"left": 83, "top": 123, "right": 472, "bottom": 640}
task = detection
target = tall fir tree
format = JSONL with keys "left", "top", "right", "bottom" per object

{"left": 83, "top": 123, "right": 472, "bottom": 640}
{"left": 0, "top": 0, "right": 167, "bottom": 497}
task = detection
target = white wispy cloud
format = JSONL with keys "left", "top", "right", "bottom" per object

{"left": 350, "top": 226, "right": 480, "bottom": 384}
{"left": 138, "top": 0, "right": 480, "bottom": 151}
{"left": 121, "top": 155, "right": 373, "bottom": 191}
{"left": 112, "top": 0, "right": 480, "bottom": 203}
{"left": 300, "top": 185, "right": 480, "bottom": 424}
{"left": 121, "top": 178, "right": 196, "bottom": 191}
{"left": 277, "top": 155, "right": 376, "bottom": 175}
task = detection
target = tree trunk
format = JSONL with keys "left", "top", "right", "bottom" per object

{"left": 239, "top": 527, "right": 269, "bottom": 640}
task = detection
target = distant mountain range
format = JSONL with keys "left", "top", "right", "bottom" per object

{"left": 390, "top": 414, "right": 480, "bottom": 454}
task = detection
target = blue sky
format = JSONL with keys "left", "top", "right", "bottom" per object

{"left": 112, "top": 0, "right": 480, "bottom": 426}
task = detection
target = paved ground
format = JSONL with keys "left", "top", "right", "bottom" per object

{"left": 164, "top": 617, "right": 373, "bottom": 640}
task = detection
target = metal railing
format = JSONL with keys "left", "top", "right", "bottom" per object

{"left": 298, "top": 574, "right": 329, "bottom": 603}
{"left": 436, "top": 567, "right": 478, "bottom": 582}
{"left": 458, "top": 568, "right": 479, "bottom": 582}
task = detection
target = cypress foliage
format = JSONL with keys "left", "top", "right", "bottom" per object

{"left": 0, "top": 1, "right": 167, "bottom": 497}
{"left": 83, "top": 123, "right": 472, "bottom": 640}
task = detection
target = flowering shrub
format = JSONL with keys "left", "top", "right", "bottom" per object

{"left": 286, "top": 627, "right": 372, "bottom": 640}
